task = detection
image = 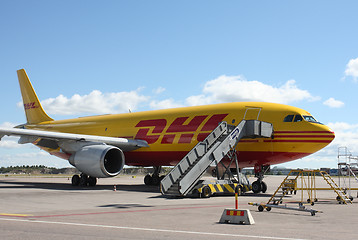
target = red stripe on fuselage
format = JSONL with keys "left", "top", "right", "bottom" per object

{"left": 264, "top": 140, "right": 333, "bottom": 143}
{"left": 275, "top": 131, "right": 334, "bottom": 134}
{"left": 274, "top": 135, "right": 335, "bottom": 138}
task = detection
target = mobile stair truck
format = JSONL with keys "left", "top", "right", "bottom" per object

{"left": 160, "top": 120, "right": 273, "bottom": 198}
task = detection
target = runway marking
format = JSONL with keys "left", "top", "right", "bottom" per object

{"left": 0, "top": 213, "right": 32, "bottom": 217}
{"left": 0, "top": 217, "right": 307, "bottom": 240}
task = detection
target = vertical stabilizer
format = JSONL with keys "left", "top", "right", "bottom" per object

{"left": 17, "top": 69, "right": 54, "bottom": 124}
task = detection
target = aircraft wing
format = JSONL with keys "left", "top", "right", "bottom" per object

{"left": 0, "top": 127, "right": 149, "bottom": 152}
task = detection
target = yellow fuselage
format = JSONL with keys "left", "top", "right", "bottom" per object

{"left": 28, "top": 102, "right": 335, "bottom": 168}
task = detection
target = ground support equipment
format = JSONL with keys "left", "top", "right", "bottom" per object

{"left": 267, "top": 169, "right": 352, "bottom": 207}
{"left": 248, "top": 202, "right": 321, "bottom": 216}
{"left": 337, "top": 147, "right": 358, "bottom": 199}
{"left": 194, "top": 176, "right": 251, "bottom": 198}
{"left": 160, "top": 120, "right": 273, "bottom": 197}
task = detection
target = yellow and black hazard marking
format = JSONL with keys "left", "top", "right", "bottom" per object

{"left": 198, "top": 183, "right": 251, "bottom": 198}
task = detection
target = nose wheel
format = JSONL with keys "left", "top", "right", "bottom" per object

{"left": 252, "top": 180, "right": 267, "bottom": 193}
{"left": 252, "top": 164, "right": 270, "bottom": 193}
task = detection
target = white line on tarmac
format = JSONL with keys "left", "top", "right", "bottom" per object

{"left": 0, "top": 217, "right": 307, "bottom": 240}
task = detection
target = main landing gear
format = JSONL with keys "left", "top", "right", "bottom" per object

{"left": 71, "top": 173, "right": 97, "bottom": 187}
{"left": 252, "top": 165, "right": 270, "bottom": 194}
{"left": 144, "top": 166, "right": 165, "bottom": 186}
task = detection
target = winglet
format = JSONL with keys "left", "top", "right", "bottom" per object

{"left": 17, "top": 69, "right": 54, "bottom": 124}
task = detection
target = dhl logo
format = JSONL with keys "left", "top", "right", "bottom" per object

{"left": 134, "top": 114, "right": 228, "bottom": 144}
{"left": 24, "top": 102, "right": 39, "bottom": 110}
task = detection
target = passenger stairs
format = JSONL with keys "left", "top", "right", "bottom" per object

{"left": 267, "top": 174, "right": 300, "bottom": 205}
{"left": 321, "top": 171, "right": 353, "bottom": 204}
{"left": 160, "top": 120, "right": 273, "bottom": 197}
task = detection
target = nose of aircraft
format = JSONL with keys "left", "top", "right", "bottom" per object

{"left": 320, "top": 124, "right": 335, "bottom": 144}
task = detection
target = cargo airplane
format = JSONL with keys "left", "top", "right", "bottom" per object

{"left": 0, "top": 69, "right": 335, "bottom": 193}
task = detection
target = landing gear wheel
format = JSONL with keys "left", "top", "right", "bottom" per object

{"left": 80, "top": 174, "right": 88, "bottom": 186}
{"left": 151, "top": 175, "right": 160, "bottom": 186}
{"left": 252, "top": 181, "right": 262, "bottom": 193}
{"left": 201, "top": 186, "right": 212, "bottom": 198}
{"left": 88, "top": 177, "right": 97, "bottom": 187}
{"left": 144, "top": 174, "right": 153, "bottom": 185}
{"left": 71, "top": 175, "right": 80, "bottom": 186}
{"left": 261, "top": 181, "right": 267, "bottom": 193}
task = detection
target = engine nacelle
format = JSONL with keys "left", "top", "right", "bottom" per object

{"left": 69, "top": 145, "right": 125, "bottom": 178}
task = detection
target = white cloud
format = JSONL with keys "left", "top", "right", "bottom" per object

{"left": 344, "top": 57, "right": 358, "bottom": 81}
{"left": 323, "top": 98, "right": 344, "bottom": 108}
{"left": 0, "top": 122, "right": 17, "bottom": 128}
{"left": 0, "top": 137, "right": 21, "bottom": 149}
{"left": 153, "top": 87, "right": 166, "bottom": 94}
{"left": 0, "top": 123, "right": 22, "bottom": 149}
{"left": 40, "top": 89, "right": 149, "bottom": 115}
{"left": 149, "top": 99, "right": 184, "bottom": 110}
{"left": 185, "top": 75, "right": 319, "bottom": 105}
{"left": 15, "top": 75, "right": 320, "bottom": 117}
{"left": 326, "top": 122, "right": 358, "bottom": 155}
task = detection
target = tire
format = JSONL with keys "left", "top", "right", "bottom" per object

{"left": 252, "top": 181, "right": 262, "bottom": 193}
{"left": 261, "top": 181, "right": 267, "bottom": 193}
{"left": 88, "top": 177, "right": 97, "bottom": 187}
{"left": 258, "top": 205, "right": 264, "bottom": 212}
{"left": 71, "top": 175, "right": 80, "bottom": 186}
{"left": 151, "top": 176, "right": 160, "bottom": 186}
{"left": 144, "top": 174, "right": 153, "bottom": 185}
{"left": 201, "top": 186, "right": 212, "bottom": 198}
{"left": 80, "top": 174, "right": 88, "bottom": 187}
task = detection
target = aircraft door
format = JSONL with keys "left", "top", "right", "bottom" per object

{"left": 243, "top": 107, "right": 262, "bottom": 120}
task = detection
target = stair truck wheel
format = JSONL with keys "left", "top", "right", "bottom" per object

{"left": 201, "top": 186, "right": 212, "bottom": 198}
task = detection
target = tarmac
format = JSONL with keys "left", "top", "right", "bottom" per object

{"left": 0, "top": 174, "right": 357, "bottom": 240}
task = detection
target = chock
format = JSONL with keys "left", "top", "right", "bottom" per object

{"left": 219, "top": 209, "right": 255, "bottom": 225}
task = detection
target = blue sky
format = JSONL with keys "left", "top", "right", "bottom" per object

{"left": 1, "top": 1, "right": 358, "bottom": 169}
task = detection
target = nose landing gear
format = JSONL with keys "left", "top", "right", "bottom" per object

{"left": 252, "top": 165, "right": 270, "bottom": 193}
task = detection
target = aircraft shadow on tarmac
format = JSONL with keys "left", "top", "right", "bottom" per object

{"left": 98, "top": 203, "right": 153, "bottom": 209}
{"left": 0, "top": 180, "right": 160, "bottom": 193}
{"left": 0, "top": 180, "right": 307, "bottom": 202}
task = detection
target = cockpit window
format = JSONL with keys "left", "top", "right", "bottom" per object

{"left": 303, "top": 115, "right": 318, "bottom": 123}
{"left": 283, "top": 115, "right": 294, "bottom": 122}
{"left": 284, "top": 114, "right": 321, "bottom": 124}
{"left": 294, "top": 115, "right": 303, "bottom": 122}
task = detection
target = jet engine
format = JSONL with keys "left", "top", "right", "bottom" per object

{"left": 69, "top": 144, "right": 125, "bottom": 178}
